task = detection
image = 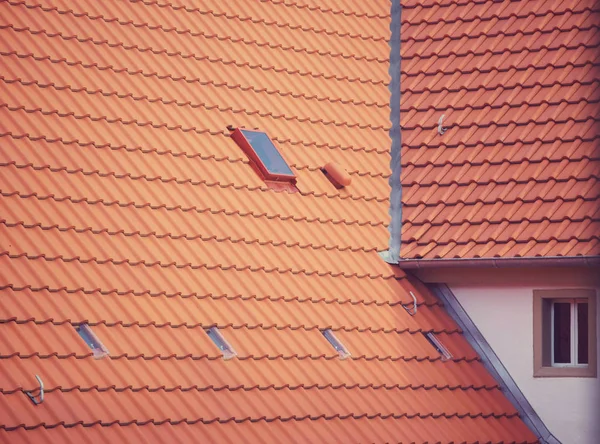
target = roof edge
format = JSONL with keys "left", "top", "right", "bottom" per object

{"left": 429, "top": 283, "right": 562, "bottom": 444}
{"left": 397, "top": 256, "right": 600, "bottom": 269}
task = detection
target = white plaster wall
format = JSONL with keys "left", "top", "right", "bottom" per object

{"left": 450, "top": 285, "right": 600, "bottom": 444}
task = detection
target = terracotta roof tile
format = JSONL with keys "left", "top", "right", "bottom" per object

{"left": 400, "top": 0, "right": 600, "bottom": 260}
{"left": 0, "top": 0, "right": 536, "bottom": 441}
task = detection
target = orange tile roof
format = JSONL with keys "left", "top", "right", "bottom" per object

{"left": 400, "top": 0, "right": 600, "bottom": 260}
{"left": 0, "top": 0, "right": 536, "bottom": 442}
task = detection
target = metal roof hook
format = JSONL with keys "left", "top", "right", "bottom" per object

{"left": 438, "top": 114, "right": 447, "bottom": 135}
{"left": 403, "top": 291, "right": 418, "bottom": 315}
{"left": 25, "top": 375, "right": 44, "bottom": 405}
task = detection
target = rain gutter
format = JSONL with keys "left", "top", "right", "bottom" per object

{"left": 397, "top": 255, "right": 600, "bottom": 269}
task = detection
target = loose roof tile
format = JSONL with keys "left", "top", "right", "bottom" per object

{"left": 0, "top": 0, "right": 536, "bottom": 441}
{"left": 400, "top": 0, "right": 600, "bottom": 260}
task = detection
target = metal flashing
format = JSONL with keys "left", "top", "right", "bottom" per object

{"left": 381, "top": 0, "right": 403, "bottom": 264}
{"left": 430, "top": 283, "right": 562, "bottom": 444}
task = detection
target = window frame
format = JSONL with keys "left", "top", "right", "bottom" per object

{"left": 231, "top": 128, "right": 296, "bottom": 183}
{"left": 533, "top": 289, "right": 597, "bottom": 378}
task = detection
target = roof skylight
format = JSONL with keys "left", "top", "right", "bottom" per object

{"left": 322, "top": 328, "right": 351, "bottom": 359}
{"left": 231, "top": 128, "right": 295, "bottom": 182}
{"left": 75, "top": 324, "right": 109, "bottom": 359}
{"left": 205, "top": 326, "right": 237, "bottom": 360}
{"left": 423, "top": 332, "right": 452, "bottom": 361}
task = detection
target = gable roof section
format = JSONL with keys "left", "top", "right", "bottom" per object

{"left": 0, "top": 0, "right": 536, "bottom": 442}
{"left": 400, "top": 0, "right": 600, "bottom": 261}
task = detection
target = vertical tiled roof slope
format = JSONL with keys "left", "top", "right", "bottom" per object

{"left": 400, "top": 0, "right": 600, "bottom": 260}
{"left": 0, "top": 0, "right": 535, "bottom": 442}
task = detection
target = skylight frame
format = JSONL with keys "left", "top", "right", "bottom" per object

{"left": 205, "top": 326, "right": 238, "bottom": 360}
{"left": 322, "top": 328, "right": 351, "bottom": 360}
{"left": 231, "top": 128, "right": 296, "bottom": 182}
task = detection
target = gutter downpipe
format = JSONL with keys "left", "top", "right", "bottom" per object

{"left": 379, "top": 0, "right": 402, "bottom": 265}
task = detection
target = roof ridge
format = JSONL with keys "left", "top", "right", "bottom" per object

{"left": 2, "top": 284, "right": 421, "bottom": 308}
{"left": 1, "top": 76, "right": 391, "bottom": 131}
{"left": 1, "top": 160, "right": 389, "bottom": 204}
{"left": 4, "top": 0, "right": 389, "bottom": 62}
{"left": 1, "top": 102, "right": 389, "bottom": 154}
{"left": 0, "top": 25, "right": 389, "bottom": 86}
{"left": 0, "top": 190, "right": 387, "bottom": 228}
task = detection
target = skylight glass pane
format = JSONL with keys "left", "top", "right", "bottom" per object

{"left": 240, "top": 130, "right": 293, "bottom": 176}
{"left": 553, "top": 302, "right": 571, "bottom": 364}
{"left": 577, "top": 302, "right": 588, "bottom": 365}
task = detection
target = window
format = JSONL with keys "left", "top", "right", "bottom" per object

{"left": 423, "top": 332, "right": 452, "bottom": 361}
{"left": 534, "top": 289, "right": 597, "bottom": 377}
{"left": 205, "top": 326, "right": 237, "bottom": 360}
{"left": 75, "top": 324, "right": 109, "bottom": 359}
{"left": 231, "top": 128, "right": 296, "bottom": 183}
{"left": 321, "top": 329, "right": 351, "bottom": 359}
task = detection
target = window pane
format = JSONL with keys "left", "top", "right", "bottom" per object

{"left": 553, "top": 302, "right": 571, "bottom": 364}
{"left": 577, "top": 303, "right": 588, "bottom": 365}
{"left": 240, "top": 130, "right": 294, "bottom": 176}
